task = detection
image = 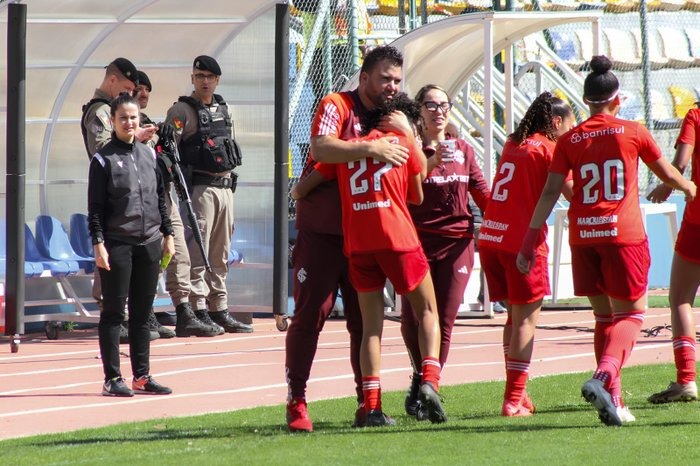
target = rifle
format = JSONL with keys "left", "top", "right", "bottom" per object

{"left": 156, "top": 124, "right": 212, "bottom": 273}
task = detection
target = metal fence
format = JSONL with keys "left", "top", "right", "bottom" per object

{"left": 288, "top": 0, "right": 700, "bottom": 202}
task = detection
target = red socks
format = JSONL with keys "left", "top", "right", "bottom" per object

{"left": 362, "top": 376, "right": 381, "bottom": 411}
{"left": 673, "top": 336, "right": 697, "bottom": 385}
{"left": 593, "top": 312, "right": 614, "bottom": 363}
{"left": 505, "top": 358, "right": 530, "bottom": 405}
{"left": 421, "top": 357, "right": 441, "bottom": 391}
{"left": 594, "top": 311, "right": 644, "bottom": 389}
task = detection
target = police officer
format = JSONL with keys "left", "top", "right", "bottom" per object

{"left": 164, "top": 55, "right": 252, "bottom": 333}
{"left": 81, "top": 58, "right": 159, "bottom": 342}
{"left": 137, "top": 70, "right": 221, "bottom": 338}
{"left": 82, "top": 58, "right": 157, "bottom": 159}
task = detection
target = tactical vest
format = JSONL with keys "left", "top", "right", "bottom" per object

{"left": 177, "top": 94, "right": 240, "bottom": 173}
{"left": 80, "top": 97, "right": 110, "bottom": 159}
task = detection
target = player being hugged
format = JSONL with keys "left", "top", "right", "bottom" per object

{"left": 292, "top": 93, "right": 447, "bottom": 427}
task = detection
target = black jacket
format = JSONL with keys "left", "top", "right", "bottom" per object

{"left": 88, "top": 135, "right": 173, "bottom": 246}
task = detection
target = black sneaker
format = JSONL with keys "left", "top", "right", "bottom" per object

{"left": 352, "top": 405, "right": 366, "bottom": 428}
{"left": 419, "top": 383, "right": 447, "bottom": 424}
{"left": 147, "top": 310, "right": 176, "bottom": 338}
{"left": 194, "top": 309, "right": 225, "bottom": 335}
{"left": 102, "top": 377, "right": 134, "bottom": 397}
{"left": 210, "top": 310, "right": 254, "bottom": 333}
{"left": 132, "top": 375, "right": 172, "bottom": 395}
{"left": 365, "top": 410, "right": 397, "bottom": 427}
{"left": 405, "top": 372, "right": 422, "bottom": 416}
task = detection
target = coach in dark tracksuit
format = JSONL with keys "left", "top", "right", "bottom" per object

{"left": 88, "top": 93, "right": 175, "bottom": 397}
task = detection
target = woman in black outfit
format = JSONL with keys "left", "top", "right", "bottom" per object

{"left": 88, "top": 92, "right": 176, "bottom": 397}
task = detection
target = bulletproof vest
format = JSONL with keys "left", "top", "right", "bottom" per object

{"left": 80, "top": 97, "right": 111, "bottom": 159}
{"left": 177, "top": 94, "right": 239, "bottom": 173}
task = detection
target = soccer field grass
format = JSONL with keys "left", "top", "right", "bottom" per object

{"left": 1, "top": 363, "right": 698, "bottom": 465}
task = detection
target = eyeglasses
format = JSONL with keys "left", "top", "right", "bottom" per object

{"left": 423, "top": 101, "right": 453, "bottom": 113}
{"left": 194, "top": 73, "right": 218, "bottom": 82}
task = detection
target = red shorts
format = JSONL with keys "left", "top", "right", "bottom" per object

{"left": 479, "top": 248, "right": 550, "bottom": 304}
{"left": 570, "top": 240, "right": 650, "bottom": 301}
{"left": 349, "top": 248, "right": 429, "bottom": 295}
{"left": 676, "top": 220, "right": 700, "bottom": 264}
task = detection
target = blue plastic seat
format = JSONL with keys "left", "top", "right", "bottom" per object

{"left": 25, "top": 224, "right": 79, "bottom": 276}
{"left": 35, "top": 215, "right": 95, "bottom": 273}
{"left": 0, "top": 220, "right": 43, "bottom": 277}
{"left": 69, "top": 213, "right": 94, "bottom": 258}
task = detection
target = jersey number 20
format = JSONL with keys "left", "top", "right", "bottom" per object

{"left": 580, "top": 159, "right": 625, "bottom": 204}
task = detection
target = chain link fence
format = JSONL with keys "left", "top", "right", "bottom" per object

{"left": 288, "top": 1, "right": 700, "bottom": 207}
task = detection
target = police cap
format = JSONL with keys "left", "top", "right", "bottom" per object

{"left": 108, "top": 57, "right": 139, "bottom": 84}
{"left": 136, "top": 71, "right": 152, "bottom": 92}
{"left": 193, "top": 55, "right": 222, "bottom": 76}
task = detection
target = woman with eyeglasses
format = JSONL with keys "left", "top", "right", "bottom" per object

{"left": 478, "top": 92, "right": 575, "bottom": 417}
{"left": 518, "top": 56, "right": 696, "bottom": 426}
{"left": 400, "top": 84, "right": 490, "bottom": 420}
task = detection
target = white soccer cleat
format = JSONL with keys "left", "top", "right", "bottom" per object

{"left": 648, "top": 381, "right": 698, "bottom": 404}
{"left": 616, "top": 406, "right": 636, "bottom": 423}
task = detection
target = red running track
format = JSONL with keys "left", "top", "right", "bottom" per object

{"left": 0, "top": 307, "right": 682, "bottom": 439}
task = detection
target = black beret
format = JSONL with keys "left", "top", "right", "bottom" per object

{"left": 108, "top": 57, "right": 138, "bottom": 84}
{"left": 136, "top": 71, "right": 152, "bottom": 92}
{"left": 193, "top": 55, "right": 222, "bottom": 76}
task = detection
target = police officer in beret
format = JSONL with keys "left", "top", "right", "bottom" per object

{"left": 81, "top": 58, "right": 157, "bottom": 160}
{"left": 163, "top": 55, "right": 252, "bottom": 334}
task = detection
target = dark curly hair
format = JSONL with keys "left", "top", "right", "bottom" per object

{"left": 360, "top": 45, "right": 403, "bottom": 75}
{"left": 509, "top": 92, "right": 573, "bottom": 145}
{"left": 360, "top": 92, "right": 421, "bottom": 136}
{"left": 583, "top": 55, "right": 619, "bottom": 105}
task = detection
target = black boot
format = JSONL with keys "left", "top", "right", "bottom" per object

{"left": 147, "top": 309, "right": 176, "bottom": 338}
{"left": 194, "top": 309, "right": 225, "bottom": 335}
{"left": 175, "top": 303, "right": 220, "bottom": 337}
{"left": 210, "top": 310, "right": 254, "bottom": 334}
{"left": 405, "top": 372, "right": 422, "bottom": 416}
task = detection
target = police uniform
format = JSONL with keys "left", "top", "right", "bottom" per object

{"left": 164, "top": 55, "right": 251, "bottom": 333}
{"left": 81, "top": 57, "right": 139, "bottom": 160}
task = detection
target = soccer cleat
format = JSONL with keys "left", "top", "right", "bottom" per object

{"left": 102, "top": 377, "right": 134, "bottom": 397}
{"left": 648, "top": 381, "right": 698, "bottom": 404}
{"left": 364, "top": 410, "right": 397, "bottom": 427}
{"left": 502, "top": 400, "right": 533, "bottom": 417}
{"left": 404, "top": 372, "right": 422, "bottom": 416}
{"left": 210, "top": 310, "right": 254, "bottom": 334}
{"left": 616, "top": 406, "right": 636, "bottom": 423}
{"left": 132, "top": 375, "right": 172, "bottom": 395}
{"left": 419, "top": 383, "right": 447, "bottom": 424}
{"left": 581, "top": 378, "right": 622, "bottom": 426}
{"left": 147, "top": 310, "right": 176, "bottom": 339}
{"left": 194, "top": 309, "right": 225, "bottom": 335}
{"left": 287, "top": 397, "right": 313, "bottom": 433}
{"left": 521, "top": 391, "right": 536, "bottom": 413}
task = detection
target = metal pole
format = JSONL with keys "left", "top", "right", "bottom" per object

{"left": 6, "top": 3, "right": 27, "bottom": 347}
{"left": 274, "top": 3, "right": 290, "bottom": 322}
{"left": 639, "top": 0, "right": 653, "bottom": 131}
{"left": 408, "top": 0, "right": 418, "bottom": 30}
{"left": 349, "top": 0, "right": 359, "bottom": 76}
{"left": 420, "top": 0, "right": 428, "bottom": 25}
{"left": 322, "top": 0, "right": 332, "bottom": 95}
{"left": 398, "top": 0, "right": 407, "bottom": 34}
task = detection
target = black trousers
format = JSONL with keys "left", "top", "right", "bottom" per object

{"left": 98, "top": 238, "right": 161, "bottom": 381}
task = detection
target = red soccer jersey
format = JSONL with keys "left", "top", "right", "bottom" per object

{"left": 551, "top": 113, "right": 662, "bottom": 245}
{"left": 295, "top": 90, "right": 367, "bottom": 235}
{"left": 478, "top": 133, "right": 556, "bottom": 255}
{"left": 316, "top": 129, "right": 423, "bottom": 255}
{"left": 675, "top": 108, "right": 700, "bottom": 225}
